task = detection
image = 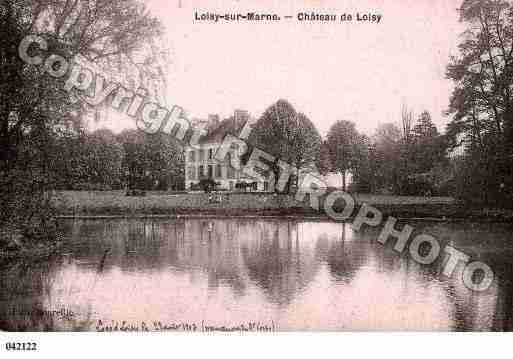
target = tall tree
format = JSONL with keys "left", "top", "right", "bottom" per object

{"left": 249, "top": 99, "right": 321, "bottom": 191}
{"left": 118, "top": 129, "right": 183, "bottom": 190}
{"left": 409, "top": 111, "right": 447, "bottom": 174}
{"left": 290, "top": 113, "right": 322, "bottom": 172}
{"left": 84, "top": 129, "right": 123, "bottom": 189}
{"left": 447, "top": 0, "right": 513, "bottom": 142}
{"left": 371, "top": 123, "right": 403, "bottom": 193}
{"left": 413, "top": 111, "right": 438, "bottom": 138}
{"left": 350, "top": 134, "right": 372, "bottom": 193}
{"left": 401, "top": 104, "right": 414, "bottom": 143}
{"left": 446, "top": 0, "right": 513, "bottom": 204}
{"left": 144, "top": 132, "right": 184, "bottom": 190}
{"left": 326, "top": 120, "right": 363, "bottom": 191}
{"left": 0, "top": 0, "right": 164, "bottom": 248}
{"left": 316, "top": 140, "right": 332, "bottom": 175}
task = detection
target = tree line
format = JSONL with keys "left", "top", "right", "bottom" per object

{"left": 51, "top": 128, "right": 184, "bottom": 191}
{"left": 247, "top": 99, "right": 449, "bottom": 196}
{"left": 53, "top": 98, "right": 449, "bottom": 198}
{"left": 0, "top": 0, "right": 164, "bottom": 252}
{"left": 249, "top": 0, "right": 513, "bottom": 207}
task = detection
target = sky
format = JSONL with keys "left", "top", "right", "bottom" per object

{"left": 95, "top": 0, "right": 466, "bottom": 137}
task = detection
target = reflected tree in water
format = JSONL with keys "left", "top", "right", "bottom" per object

{"left": 241, "top": 221, "right": 320, "bottom": 306}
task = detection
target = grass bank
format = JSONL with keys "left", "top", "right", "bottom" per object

{"left": 50, "top": 190, "right": 513, "bottom": 221}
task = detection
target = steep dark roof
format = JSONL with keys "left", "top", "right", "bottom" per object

{"left": 198, "top": 117, "right": 244, "bottom": 144}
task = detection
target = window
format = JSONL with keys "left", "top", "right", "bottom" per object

{"left": 187, "top": 166, "right": 196, "bottom": 180}
{"left": 215, "top": 164, "right": 222, "bottom": 178}
{"left": 208, "top": 148, "right": 214, "bottom": 160}
{"left": 199, "top": 149, "right": 205, "bottom": 161}
{"left": 198, "top": 165, "right": 204, "bottom": 178}
{"left": 189, "top": 150, "right": 196, "bottom": 162}
{"left": 208, "top": 165, "right": 213, "bottom": 178}
{"left": 227, "top": 165, "right": 235, "bottom": 179}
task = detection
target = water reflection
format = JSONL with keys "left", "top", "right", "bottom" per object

{"left": 1, "top": 218, "right": 513, "bottom": 331}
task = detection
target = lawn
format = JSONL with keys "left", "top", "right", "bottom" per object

{"left": 51, "top": 190, "right": 458, "bottom": 218}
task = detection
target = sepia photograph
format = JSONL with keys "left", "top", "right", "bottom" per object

{"left": 1, "top": 0, "right": 513, "bottom": 355}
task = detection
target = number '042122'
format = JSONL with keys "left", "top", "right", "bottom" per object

{"left": 5, "top": 342, "right": 37, "bottom": 351}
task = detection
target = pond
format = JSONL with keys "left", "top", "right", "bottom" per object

{"left": 1, "top": 217, "right": 513, "bottom": 331}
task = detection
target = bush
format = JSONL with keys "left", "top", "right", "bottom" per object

{"left": 436, "top": 178, "right": 456, "bottom": 197}
{"left": 199, "top": 178, "right": 219, "bottom": 193}
{"left": 126, "top": 189, "right": 146, "bottom": 196}
{"left": 398, "top": 177, "right": 434, "bottom": 196}
{"left": 347, "top": 182, "right": 371, "bottom": 193}
{"left": 235, "top": 181, "right": 258, "bottom": 191}
{"left": 73, "top": 182, "right": 113, "bottom": 191}
{"left": 452, "top": 153, "right": 513, "bottom": 207}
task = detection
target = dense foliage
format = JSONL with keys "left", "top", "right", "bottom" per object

{"left": 247, "top": 99, "right": 322, "bottom": 192}
{"left": 0, "top": 0, "right": 164, "bottom": 256}
{"left": 446, "top": 0, "right": 513, "bottom": 206}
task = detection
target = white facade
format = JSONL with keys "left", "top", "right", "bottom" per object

{"left": 184, "top": 141, "right": 271, "bottom": 192}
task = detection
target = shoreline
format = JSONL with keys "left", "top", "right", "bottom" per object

{"left": 4, "top": 194, "right": 513, "bottom": 266}
{"left": 48, "top": 191, "right": 513, "bottom": 223}
{"left": 54, "top": 205, "right": 513, "bottom": 223}
{"left": 55, "top": 214, "right": 512, "bottom": 223}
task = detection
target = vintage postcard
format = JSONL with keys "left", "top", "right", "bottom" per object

{"left": 1, "top": 0, "right": 513, "bottom": 348}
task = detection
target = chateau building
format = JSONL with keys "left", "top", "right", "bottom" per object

{"left": 185, "top": 110, "right": 271, "bottom": 192}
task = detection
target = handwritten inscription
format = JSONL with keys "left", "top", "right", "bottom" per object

{"left": 96, "top": 319, "right": 276, "bottom": 332}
